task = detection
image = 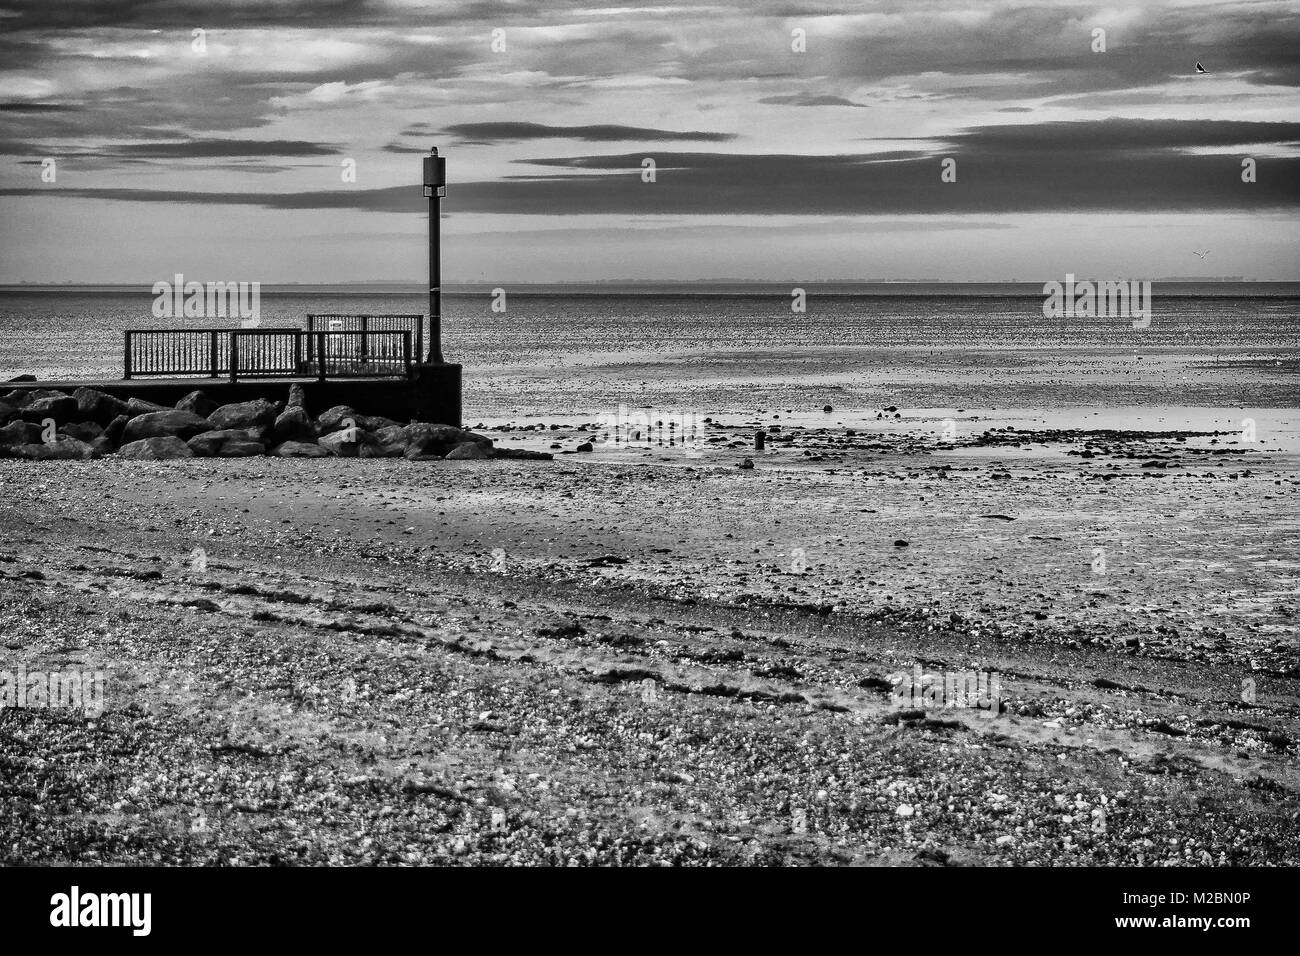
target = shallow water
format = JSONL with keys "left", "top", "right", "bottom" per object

{"left": 2, "top": 291, "right": 1296, "bottom": 419}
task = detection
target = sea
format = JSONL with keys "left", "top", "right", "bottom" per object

{"left": 2, "top": 285, "right": 1297, "bottom": 437}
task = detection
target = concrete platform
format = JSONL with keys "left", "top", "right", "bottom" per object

{"left": 5, "top": 363, "right": 462, "bottom": 426}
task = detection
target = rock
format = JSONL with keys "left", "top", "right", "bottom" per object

{"left": 738, "top": 458, "right": 754, "bottom": 469}
{"left": 125, "top": 396, "right": 168, "bottom": 417}
{"left": 0, "top": 420, "right": 42, "bottom": 448}
{"left": 894, "top": 539, "right": 909, "bottom": 547}
{"left": 103, "top": 414, "right": 129, "bottom": 448}
{"left": 272, "top": 441, "right": 331, "bottom": 458}
{"left": 176, "top": 390, "right": 217, "bottom": 417}
{"left": 445, "top": 441, "right": 490, "bottom": 460}
{"left": 122, "top": 409, "right": 211, "bottom": 443}
{"left": 286, "top": 383, "right": 307, "bottom": 410}
{"left": 117, "top": 436, "right": 195, "bottom": 459}
{"left": 89, "top": 436, "right": 116, "bottom": 457}
{"left": 206, "top": 399, "right": 277, "bottom": 431}
{"left": 896, "top": 804, "right": 915, "bottom": 817}
{"left": 318, "top": 429, "right": 374, "bottom": 456}
{"left": 187, "top": 429, "right": 252, "bottom": 456}
{"left": 216, "top": 440, "right": 265, "bottom": 457}
{"left": 16, "top": 436, "right": 97, "bottom": 460}
{"left": 73, "top": 387, "right": 129, "bottom": 425}
{"left": 358, "top": 414, "right": 401, "bottom": 431}
{"left": 823, "top": 405, "right": 833, "bottom": 412}
{"left": 360, "top": 443, "right": 404, "bottom": 458}
{"left": 372, "top": 424, "right": 406, "bottom": 446}
{"left": 402, "top": 422, "right": 478, "bottom": 457}
{"left": 575, "top": 442, "right": 594, "bottom": 453}
{"left": 490, "top": 448, "right": 554, "bottom": 461}
{"left": 2, "top": 389, "right": 33, "bottom": 407}
{"left": 317, "top": 405, "right": 360, "bottom": 432}
{"left": 0, "top": 401, "right": 15, "bottom": 425}
{"left": 19, "top": 395, "right": 79, "bottom": 425}
{"left": 61, "top": 421, "right": 104, "bottom": 443}
{"left": 246, "top": 424, "right": 274, "bottom": 446}
{"left": 273, "top": 406, "right": 316, "bottom": 442}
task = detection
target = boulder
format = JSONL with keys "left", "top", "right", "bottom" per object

{"left": 0, "top": 401, "right": 17, "bottom": 425}
{"left": 358, "top": 414, "right": 401, "bottom": 431}
{"left": 103, "top": 414, "right": 129, "bottom": 448}
{"left": 361, "top": 442, "right": 405, "bottom": 458}
{"left": 373, "top": 424, "right": 406, "bottom": 446}
{"left": 187, "top": 429, "right": 251, "bottom": 456}
{"left": 402, "top": 422, "right": 471, "bottom": 457}
{"left": 0, "top": 420, "right": 42, "bottom": 448}
{"left": 217, "top": 440, "right": 265, "bottom": 457}
{"left": 273, "top": 440, "right": 331, "bottom": 458}
{"left": 316, "top": 405, "right": 359, "bottom": 432}
{"left": 176, "top": 390, "right": 218, "bottom": 417}
{"left": 286, "top": 383, "right": 307, "bottom": 410}
{"left": 273, "top": 406, "right": 316, "bottom": 442}
{"left": 73, "top": 387, "right": 129, "bottom": 425}
{"left": 15, "top": 437, "right": 97, "bottom": 460}
{"left": 1, "top": 389, "right": 33, "bottom": 408}
{"left": 318, "top": 429, "right": 376, "bottom": 456}
{"left": 125, "top": 396, "right": 168, "bottom": 417}
{"left": 89, "top": 436, "right": 116, "bottom": 457}
{"left": 117, "top": 436, "right": 195, "bottom": 460}
{"left": 62, "top": 421, "right": 104, "bottom": 443}
{"left": 206, "top": 399, "right": 277, "bottom": 431}
{"left": 445, "top": 441, "right": 490, "bottom": 460}
{"left": 20, "top": 395, "right": 79, "bottom": 425}
{"left": 122, "top": 409, "right": 211, "bottom": 443}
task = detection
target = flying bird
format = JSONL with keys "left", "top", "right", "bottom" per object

{"left": 1193, "top": 250, "right": 1210, "bottom": 259}
{"left": 1195, "top": 61, "right": 1209, "bottom": 74}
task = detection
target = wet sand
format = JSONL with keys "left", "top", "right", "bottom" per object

{"left": 1, "top": 417, "right": 1297, "bottom": 865}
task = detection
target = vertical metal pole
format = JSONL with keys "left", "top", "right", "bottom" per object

{"left": 124, "top": 331, "right": 133, "bottom": 379}
{"left": 428, "top": 149, "right": 444, "bottom": 364}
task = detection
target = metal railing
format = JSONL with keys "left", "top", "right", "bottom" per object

{"left": 124, "top": 328, "right": 414, "bottom": 381}
{"left": 306, "top": 314, "right": 423, "bottom": 367}
{"left": 305, "top": 330, "right": 413, "bottom": 381}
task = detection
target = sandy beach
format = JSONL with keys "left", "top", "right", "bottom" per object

{"left": 3, "top": 414, "right": 1296, "bottom": 865}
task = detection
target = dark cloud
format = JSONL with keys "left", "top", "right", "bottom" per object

{"left": 757, "top": 94, "right": 867, "bottom": 108}
{"left": 8, "top": 116, "right": 1297, "bottom": 215}
{"left": 440, "top": 122, "right": 736, "bottom": 144}
{"left": 0, "top": 103, "right": 78, "bottom": 112}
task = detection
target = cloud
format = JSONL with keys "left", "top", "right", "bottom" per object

{"left": 9, "top": 116, "right": 1297, "bottom": 215}
{"left": 757, "top": 94, "right": 867, "bottom": 107}
{"left": 440, "top": 121, "right": 736, "bottom": 143}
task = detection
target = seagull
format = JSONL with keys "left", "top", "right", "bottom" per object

{"left": 1195, "top": 61, "right": 1209, "bottom": 74}
{"left": 1193, "top": 250, "right": 1210, "bottom": 259}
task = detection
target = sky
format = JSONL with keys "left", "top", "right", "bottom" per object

{"left": 1, "top": 0, "right": 1298, "bottom": 284}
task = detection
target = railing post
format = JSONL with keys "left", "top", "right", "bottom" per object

{"left": 230, "top": 332, "right": 239, "bottom": 383}
{"left": 209, "top": 330, "right": 219, "bottom": 377}
{"left": 403, "top": 330, "right": 412, "bottom": 374}
{"left": 294, "top": 330, "right": 303, "bottom": 375}
{"left": 316, "top": 331, "right": 327, "bottom": 381}
{"left": 124, "top": 331, "right": 133, "bottom": 379}
{"left": 360, "top": 316, "right": 369, "bottom": 365}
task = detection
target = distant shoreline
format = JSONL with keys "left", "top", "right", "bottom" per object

{"left": 3, "top": 279, "right": 1298, "bottom": 297}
